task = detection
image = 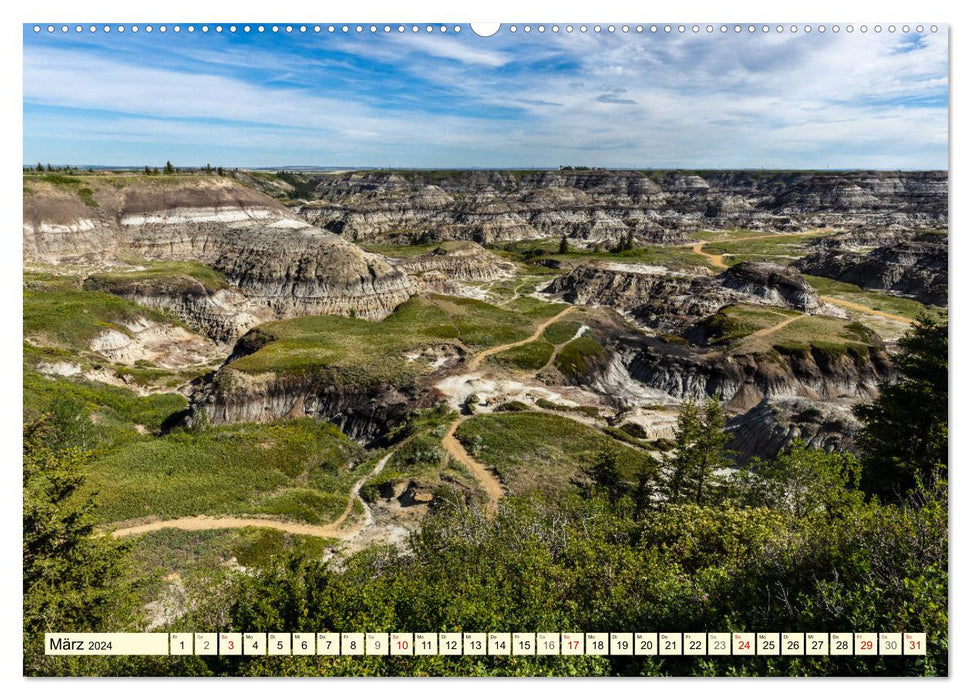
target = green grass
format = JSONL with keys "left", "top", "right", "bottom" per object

{"left": 701, "top": 233, "right": 829, "bottom": 266}
{"left": 24, "top": 280, "right": 178, "bottom": 348}
{"left": 543, "top": 320, "right": 582, "bottom": 345}
{"left": 488, "top": 339, "right": 554, "bottom": 371}
{"left": 694, "top": 303, "right": 881, "bottom": 357}
{"left": 23, "top": 171, "right": 216, "bottom": 186}
{"left": 534, "top": 398, "right": 601, "bottom": 420}
{"left": 454, "top": 412, "right": 648, "bottom": 496}
{"left": 23, "top": 275, "right": 212, "bottom": 393}
{"left": 126, "top": 527, "right": 333, "bottom": 605}
{"left": 360, "top": 405, "right": 477, "bottom": 501}
{"left": 86, "top": 261, "right": 229, "bottom": 293}
{"left": 700, "top": 305, "right": 799, "bottom": 345}
{"left": 31, "top": 173, "right": 83, "bottom": 187}
{"left": 227, "top": 294, "right": 566, "bottom": 384}
{"left": 77, "top": 187, "right": 98, "bottom": 208}
{"left": 24, "top": 367, "right": 187, "bottom": 445}
{"left": 81, "top": 419, "right": 366, "bottom": 525}
{"left": 803, "top": 274, "right": 942, "bottom": 321}
{"left": 766, "top": 315, "right": 877, "bottom": 357}
{"left": 554, "top": 335, "right": 606, "bottom": 380}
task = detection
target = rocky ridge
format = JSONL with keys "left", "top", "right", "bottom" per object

{"left": 395, "top": 241, "right": 516, "bottom": 281}
{"left": 611, "top": 336, "right": 893, "bottom": 412}
{"left": 542, "top": 260, "right": 827, "bottom": 332}
{"left": 23, "top": 176, "right": 419, "bottom": 335}
{"left": 797, "top": 233, "right": 947, "bottom": 306}
{"left": 279, "top": 169, "right": 947, "bottom": 246}
{"left": 726, "top": 397, "right": 859, "bottom": 463}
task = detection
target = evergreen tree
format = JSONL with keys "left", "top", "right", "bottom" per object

{"left": 23, "top": 418, "right": 139, "bottom": 674}
{"left": 35, "top": 162, "right": 44, "bottom": 172}
{"left": 855, "top": 313, "right": 948, "bottom": 501}
{"left": 632, "top": 458, "right": 661, "bottom": 518}
{"left": 579, "top": 448, "right": 625, "bottom": 503}
{"left": 164, "top": 160, "right": 175, "bottom": 175}
{"left": 558, "top": 234, "right": 569, "bottom": 255}
{"left": 661, "top": 398, "right": 733, "bottom": 505}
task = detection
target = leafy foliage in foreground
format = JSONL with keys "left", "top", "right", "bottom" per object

{"left": 23, "top": 419, "right": 141, "bottom": 676}
{"left": 24, "top": 317, "right": 948, "bottom": 677}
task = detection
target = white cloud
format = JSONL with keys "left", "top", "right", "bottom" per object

{"left": 22, "top": 29, "right": 948, "bottom": 168}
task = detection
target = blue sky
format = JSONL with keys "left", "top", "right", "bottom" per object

{"left": 22, "top": 24, "right": 949, "bottom": 169}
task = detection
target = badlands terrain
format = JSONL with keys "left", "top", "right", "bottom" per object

{"left": 22, "top": 168, "right": 946, "bottom": 613}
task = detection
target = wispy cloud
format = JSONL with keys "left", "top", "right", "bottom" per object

{"left": 22, "top": 26, "right": 948, "bottom": 168}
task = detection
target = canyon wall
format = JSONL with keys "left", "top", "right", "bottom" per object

{"left": 280, "top": 169, "right": 947, "bottom": 245}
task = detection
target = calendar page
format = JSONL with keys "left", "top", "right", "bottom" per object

{"left": 20, "top": 15, "right": 948, "bottom": 680}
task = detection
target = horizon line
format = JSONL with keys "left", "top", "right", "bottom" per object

{"left": 22, "top": 165, "right": 950, "bottom": 173}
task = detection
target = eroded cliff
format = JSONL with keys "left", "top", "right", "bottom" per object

{"left": 278, "top": 169, "right": 947, "bottom": 246}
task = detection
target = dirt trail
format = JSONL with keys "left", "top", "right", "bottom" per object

{"left": 537, "top": 324, "right": 589, "bottom": 374}
{"left": 692, "top": 232, "right": 912, "bottom": 326}
{"left": 747, "top": 314, "right": 800, "bottom": 340}
{"left": 819, "top": 296, "right": 912, "bottom": 325}
{"left": 442, "top": 417, "right": 505, "bottom": 510}
{"left": 467, "top": 306, "right": 575, "bottom": 372}
{"left": 107, "top": 454, "right": 392, "bottom": 539}
{"left": 691, "top": 232, "right": 794, "bottom": 269}
{"left": 438, "top": 306, "right": 576, "bottom": 510}
{"left": 692, "top": 241, "right": 726, "bottom": 268}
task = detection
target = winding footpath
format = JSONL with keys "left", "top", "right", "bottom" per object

{"left": 439, "top": 305, "right": 577, "bottom": 510}
{"left": 108, "top": 308, "right": 576, "bottom": 535}
{"left": 691, "top": 232, "right": 794, "bottom": 269}
{"left": 466, "top": 306, "right": 575, "bottom": 372}
{"left": 107, "top": 454, "right": 392, "bottom": 539}
{"left": 818, "top": 296, "right": 912, "bottom": 325}
{"left": 441, "top": 417, "right": 505, "bottom": 509}
{"left": 747, "top": 314, "right": 801, "bottom": 340}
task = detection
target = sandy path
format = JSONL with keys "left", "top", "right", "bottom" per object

{"left": 691, "top": 232, "right": 796, "bottom": 269}
{"left": 438, "top": 306, "right": 577, "bottom": 510}
{"left": 819, "top": 296, "right": 912, "bottom": 325}
{"left": 442, "top": 417, "right": 505, "bottom": 510}
{"left": 107, "top": 454, "right": 392, "bottom": 539}
{"left": 692, "top": 241, "right": 726, "bottom": 268}
{"left": 467, "top": 306, "right": 575, "bottom": 372}
{"left": 747, "top": 314, "right": 801, "bottom": 340}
